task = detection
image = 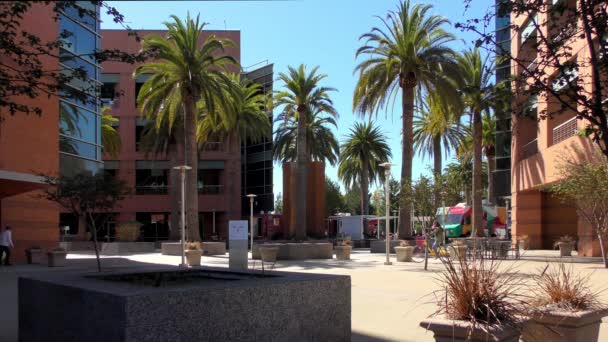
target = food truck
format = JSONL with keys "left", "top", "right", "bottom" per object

{"left": 435, "top": 203, "right": 508, "bottom": 238}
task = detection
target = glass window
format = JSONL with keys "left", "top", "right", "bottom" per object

{"left": 61, "top": 68, "right": 98, "bottom": 97}
{"left": 60, "top": 49, "right": 96, "bottom": 80}
{"left": 60, "top": 153, "right": 100, "bottom": 177}
{"left": 59, "top": 14, "right": 96, "bottom": 63}
{"left": 520, "top": 15, "right": 538, "bottom": 44}
{"left": 61, "top": 1, "right": 96, "bottom": 31}
{"left": 60, "top": 136, "right": 97, "bottom": 159}
{"left": 60, "top": 86, "right": 98, "bottom": 113}
{"left": 496, "top": 29, "right": 510, "bottom": 44}
{"left": 59, "top": 101, "right": 97, "bottom": 143}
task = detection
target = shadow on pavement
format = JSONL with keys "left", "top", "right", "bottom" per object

{"left": 352, "top": 331, "right": 399, "bottom": 342}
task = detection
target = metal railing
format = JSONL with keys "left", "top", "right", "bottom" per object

{"left": 136, "top": 185, "right": 168, "bottom": 195}
{"left": 553, "top": 116, "right": 578, "bottom": 145}
{"left": 198, "top": 185, "right": 223, "bottom": 194}
{"left": 522, "top": 139, "right": 538, "bottom": 159}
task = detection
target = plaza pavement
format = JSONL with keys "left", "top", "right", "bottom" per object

{"left": 1, "top": 249, "right": 607, "bottom": 341}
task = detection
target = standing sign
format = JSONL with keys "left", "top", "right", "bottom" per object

{"left": 229, "top": 220, "right": 249, "bottom": 271}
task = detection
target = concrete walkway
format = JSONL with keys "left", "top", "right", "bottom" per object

{"left": 2, "top": 249, "right": 608, "bottom": 341}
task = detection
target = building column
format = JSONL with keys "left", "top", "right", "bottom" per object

{"left": 512, "top": 190, "right": 543, "bottom": 249}
{"left": 577, "top": 213, "right": 608, "bottom": 257}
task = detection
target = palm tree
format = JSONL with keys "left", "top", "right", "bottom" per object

{"left": 338, "top": 121, "right": 392, "bottom": 215}
{"left": 457, "top": 48, "right": 494, "bottom": 237}
{"left": 413, "top": 92, "right": 466, "bottom": 208}
{"left": 135, "top": 14, "right": 236, "bottom": 241}
{"left": 272, "top": 110, "right": 339, "bottom": 165}
{"left": 444, "top": 156, "right": 488, "bottom": 206}
{"left": 101, "top": 107, "right": 122, "bottom": 158}
{"left": 353, "top": 0, "right": 460, "bottom": 239}
{"left": 274, "top": 65, "right": 337, "bottom": 240}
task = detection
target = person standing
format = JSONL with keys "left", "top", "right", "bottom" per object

{"left": 0, "top": 225, "right": 14, "bottom": 266}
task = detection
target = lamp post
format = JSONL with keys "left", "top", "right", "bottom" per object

{"left": 379, "top": 162, "right": 393, "bottom": 265}
{"left": 441, "top": 190, "right": 447, "bottom": 245}
{"left": 246, "top": 194, "right": 257, "bottom": 256}
{"left": 392, "top": 210, "right": 398, "bottom": 237}
{"left": 173, "top": 165, "right": 192, "bottom": 268}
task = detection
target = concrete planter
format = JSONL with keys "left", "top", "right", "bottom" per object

{"left": 185, "top": 250, "right": 202, "bottom": 266}
{"left": 47, "top": 251, "right": 67, "bottom": 267}
{"left": 370, "top": 240, "right": 402, "bottom": 253}
{"left": 201, "top": 241, "right": 226, "bottom": 256}
{"left": 420, "top": 318, "right": 519, "bottom": 341}
{"left": 334, "top": 246, "right": 352, "bottom": 260}
{"left": 395, "top": 246, "right": 414, "bottom": 262}
{"left": 19, "top": 267, "right": 351, "bottom": 342}
{"left": 25, "top": 249, "right": 43, "bottom": 264}
{"left": 522, "top": 308, "right": 608, "bottom": 342}
{"left": 557, "top": 242, "right": 574, "bottom": 257}
{"left": 260, "top": 246, "right": 279, "bottom": 262}
{"left": 252, "top": 241, "right": 333, "bottom": 260}
{"left": 449, "top": 246, "right": 467, "bottom": 259}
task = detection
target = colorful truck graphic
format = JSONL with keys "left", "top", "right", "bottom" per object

{"left": 435, "top": 203, "right": 508, "bottom": 238}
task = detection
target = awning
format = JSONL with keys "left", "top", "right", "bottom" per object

{"left": 0, "top": 170, "right": 48, "bottom": 199}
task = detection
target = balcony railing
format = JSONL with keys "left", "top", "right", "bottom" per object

{"left": 198, "top": 185, "right": 223, "bottom": 194}
{"left": 553, "top": 116, "right": 578, "bottom": 145}
{"left": 522, "top": 139, "right": 538, "bottom": 159}
{"left": 136, "top": 185, "right": 168, "bottom": 195}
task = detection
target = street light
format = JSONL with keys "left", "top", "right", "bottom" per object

{"left": 392, "top": 210, "right": 398, "bottom": 237}
{"left": 379, "top": 162, "right": 393, "bottom": 265}
{"left": 173, "top": 165, "right": 192, "bottom": 268}
{"left": 441, "top": 190, "right": 447, "bottom": 245}
{"left": 246, "top": 194, "right": 257, "bottom": 256}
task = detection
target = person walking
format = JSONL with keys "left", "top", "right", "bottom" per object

{"left": 0, "top": 225, "right": 14, "bottom": 266}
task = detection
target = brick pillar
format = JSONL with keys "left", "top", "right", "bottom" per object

{"left": 512, "top": 190, "right": 543, "bottom": 249}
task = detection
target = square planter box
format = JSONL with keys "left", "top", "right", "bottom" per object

{"left": 420, "top": 318, "right": 520, "bottom": 342}
{"left": 47, "top": 251, "right": 67, "bottom": 267}
{"left": 25, "top": 249, "right": 43, "bottom": 264}
{"left": 19, "top": 267, "right": 351, "bottom": 342}
{"left": 522, "top": 308, "right": 608, "bottom": 342}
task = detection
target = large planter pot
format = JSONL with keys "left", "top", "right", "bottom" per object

{"left": 185, "top": 250, "right": 202, "bottom": 266}
{"left": 519, "top": 239, "right": 530, "bottom": 250}
{"left": 420, "top": 318, "right": 519, "bottom": 342}
{"left": 395, "top": 246, "right": 414, "bottom": 262}
{"left": 259, "top": 246, "right": 279, "bottom": 262}
{"left": 25, "top": 248, "right": 43, "bottom": 264}
{"left": 334, "top": 246, "right": 352, "bottom": 260}
{"left": 449, "top": 246, "right": 467, "bottom": 260}
{"left": 557, "top": 242, "right": 574, "bottom": 257}
{"left": 47, "top": 251, "right": 67, "bottom": 267}
{"left": 522, "top": 308, "right": 608, "bottom": 342}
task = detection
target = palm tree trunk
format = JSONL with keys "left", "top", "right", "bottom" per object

{"left": 295, "top": 107, "right": 308, "bottom": 240}
{"left": 184, "top": 96, "right": 200, "bottom": 241}
{"left": 168, "top": 142, "right": 180, "bottom": 240}
{"left": 433, "top": 135, "right": 442, "bottom": 210}
{"left": 398, "top": 85, "right": 415, "bottom": 239}
{"left": 361, "top": 156, "right": 370, "bottom": 215}
{"left": 486, "top": 151, "right": 495, "bottom": 205}
{"left": 472, "top": 110, "right": 484, "bottom": 237}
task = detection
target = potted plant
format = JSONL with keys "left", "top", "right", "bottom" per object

{"left": 395, "top": 240, "right": 414, "bottom": 262}
{"left": 25, "top": 246, "right": 43, "bottom": 264}
{"left": 554, "top": 235, "right": 575, "bottom": 257}
{"left": 47, "top": 248, "right": 68, "bottom": 267}
{"left": 522, "top": 263, "right": 608, "bottom": 341}
{"left": 185, "top": 242, "right": 202, "bottom": 266}
{"left": 259, "top": 244, "right": 280, "bottom": 262}
{"left": 448, "top": 240, "right": 467, "bottom": 260}
{"left": 335, "top": 238, "right": 352, "bottom": 261}
{"left": 518, "top": 235, "right": 530, "bottom": 250}
{"left": 420, "top": 258, "right": 526, "bottom": 341}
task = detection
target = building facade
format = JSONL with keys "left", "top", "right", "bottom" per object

{"left": 0, "top": 1, "right": 102, "bottom": 261}
{"left": 510, "top": 0, "right": 607, "bottom": 255}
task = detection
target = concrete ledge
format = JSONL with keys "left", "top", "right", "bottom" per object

{"left": 252, "top": 241, "right": 333, "bottom": 260}
{"left": 59, "top": 242, "right": 155, "bottom": 255}
{"left": 201, "top": 242, "right": 226, "bottom": 255}
{"left": 370, "top": 240, "right": 401, "bottom": 253}
{"left": 19, "top": 267, "right": 351, "bottom": 342}
{"left": 160, "top": 242, "right": 182, "bottom": 256}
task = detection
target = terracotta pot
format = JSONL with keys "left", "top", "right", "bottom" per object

{"left": 47, "top": 251, "right": 67, "bottom": 267}
{"left": 420, "top": 318, "right": 519, "bottom": 341}
{"left": 557, "top": 242, "right": 573, "bottom": 257}
{"left": 260, "top": 246, "right": 279, "bottom": 262}
{"left": 449, "top": 245, "right": 467, "bottom": 260}
{"left": 395, "top": 246, "right": 414, "bottom": 262}
{"left": 522, "top": 308, "right": 608, "bottom": 342}
{"left": 26, "top": 249, "right": 43, "bottom": 264}
{"left": 185, "top": 249, "right": 202, "bottom": 266}
{"left": 334, "top": 245, "right": 352, "bottom": 260}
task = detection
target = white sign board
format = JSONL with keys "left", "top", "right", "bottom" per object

{"left": 229, "top": 220, "right": 248, "bottom": 241}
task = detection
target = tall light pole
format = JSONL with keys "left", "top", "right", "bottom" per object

{"left": 441, "top": 190, "right": 447, "bottom": 245}
{"left": 380, "top": 162, "right": 393, "bottom": 265}
{"left": 392, "top": 210, "right": 398, "bottom": 237}
{"left": 173, "top": 165, "right": 192, "bottom": 268}
{"left": 247, "top": 194, "right": 257, "bottom": 256}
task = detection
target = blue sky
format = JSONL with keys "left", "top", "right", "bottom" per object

{"left": 101, "top": 0, "right": 494, "bottom": 197}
